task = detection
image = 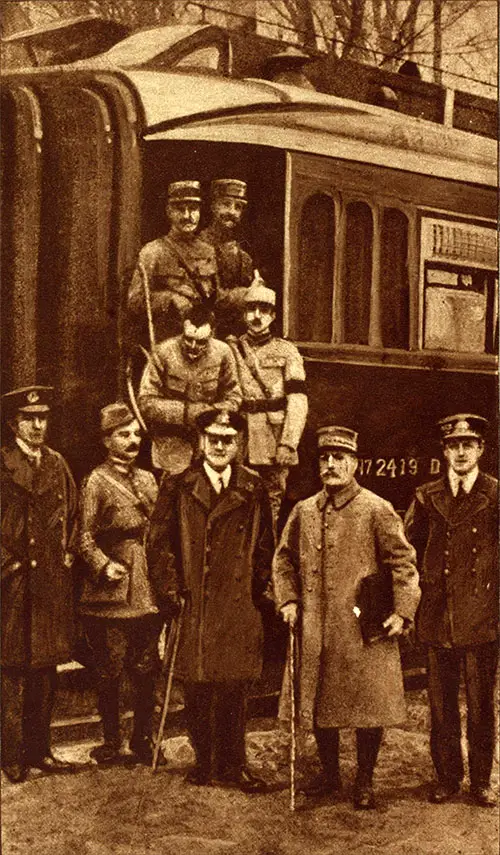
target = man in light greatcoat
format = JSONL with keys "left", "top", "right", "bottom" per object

{"left": 147, "top": 409, "right": 274, "bottom": 791}
{"left": 273, "top": 425, "right": 420, "bottom": 810}
{"left": 1, "top": 386, "right": 79, "bottom": 783}
{"left": 405, "top": 414, "right": 498, "bottom": 808}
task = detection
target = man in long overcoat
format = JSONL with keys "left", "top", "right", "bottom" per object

{"left": 273, "top": 425, "right": 420, "bottom": 809}
{"left": 78, "top": 403, "right": 163, "bottom": 766}
{"left": 405, "top": 414, "right": 498, "bottom": 808}
{"left": 1, "top": 386, "right": 78, "bottom": 783}
{"left": 147, "top": 408, "right": 274, "bottom": 791}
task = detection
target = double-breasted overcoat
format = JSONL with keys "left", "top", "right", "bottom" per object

{"left": 1, "top": 443, "right": 77, "bottom": 668}
{"left": 273, "top": 481, "right": 420, "bottom": 730}
{"left": 404, "top": 472, "right": 498, "bottom": 646}
{"left": 147, "top": 461, "right": 274, "bottom": 682}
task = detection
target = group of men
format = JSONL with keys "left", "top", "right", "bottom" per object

{"left": 1, "top": 378, "right": 497, "bottom": 810}
{"left": 1, "top": 176, "right": 497, "bottom": 811}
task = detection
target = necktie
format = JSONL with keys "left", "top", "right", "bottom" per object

{"left": 218, "top": 475, "right": 225, "bottom": 495}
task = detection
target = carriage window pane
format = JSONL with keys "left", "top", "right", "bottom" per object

{"left": 421, "top": 218, "right": 497, "bottom": 353}
{"left": 344, "top": 202, "right": 372, "bottom": 344}
{"left": 296, "top": 193, "right": 334, "bottom": 342}
{"left": 380, "top": 209, "right": 409, "bottom": 348}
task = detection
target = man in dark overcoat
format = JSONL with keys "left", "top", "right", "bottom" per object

{"left": 273, "top": 425, "right": 420, "bottom": 810}
{"left": 405, "top": 414, "right": 498, "bottom": 808}
{"left": 1, "top": 386, "right": 78, "bottom": 783}
{"left": 147, "top": 408, "right": 274, "bottom": 791}
{"left": 78, "top": 403, "right": 163, "bottom": 766}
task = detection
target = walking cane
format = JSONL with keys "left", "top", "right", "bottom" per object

{"left": 289, "top": 621, "right": 297, "bottom": 812}
{"left": 152, "top": 598, "right": 186, "bottom": 773}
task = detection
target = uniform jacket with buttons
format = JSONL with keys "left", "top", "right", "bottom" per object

{"left": 128, "top": 233, "right": 218, "bottom": 344}
{"left": 1, "top": 443, "right": 77, "bottom": 668}
{"left": 229, "top": 333, "right": 308, "bottom": 466}
{"left": 78, "top": 461, "right": 159, "bottom": 619}
{"left": 147, "top": 461, "right": 274, "bottom": 682}
{"left": 138, "top": 336, "right": 242, "bottom": 472}
{"left": 404, "top": 472, "right": 498, "bottom": 647}
{"left": 199, "top": 225, "right": 253, "bottom": 338}
{"left": 273, "top": 482, "right": 420, "bottom": 730}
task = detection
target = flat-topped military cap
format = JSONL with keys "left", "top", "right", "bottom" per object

{"left": 243, "top": 272, "right": 276, "bottom": 307}
{"left": 317, "top": 425, "right": 358, "bottom": 453}
{"left": 438, "top": 413, "right": 488, "bottom": 441}
{"left": 211, "top": 179, "right": 247, "bottom": 201}
{"left": 100, "top": 402, "right": 136, "bottom": 434}
{"left": 168, "top": 180, "right": 202, "bottom": 202}
{"left": 196, "top": 408, "right": 246, "bottom": 436}
{"left": 2, "top": 385, "right": 53, "bottom": 415}
{"left": 263, "top": 45, "right": 315, "bottom": 71}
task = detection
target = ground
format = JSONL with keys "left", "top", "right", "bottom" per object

{"left": 2, "top": 690, "right": 498, "bottom": 855}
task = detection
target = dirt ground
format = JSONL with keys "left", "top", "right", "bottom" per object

{"left": 2, "top": 689, "right": 498, "bottom": 855}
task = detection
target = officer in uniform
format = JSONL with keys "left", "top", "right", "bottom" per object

{"left": 199, "top": 179, "right": 254, "bottom": 338}
{"left": 405, "top": 414, "right": 498, "bottom": 808}
{"left": 78, "top": 403, "right": 163, "bottom": 766}
{"left": 127, "top": 180, "right": 218, "bottom": 345}
{"left": 228, "top": 276, "right": 308, "bottom": 535}
{"left": 137, "top": 304, "right": 242, "bottom": 473}
{"left": 1, "top": 386, "right": 79, "bottom": 783}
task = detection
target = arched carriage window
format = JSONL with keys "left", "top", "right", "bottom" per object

{"left": 380, "top": 208, "right": 409, "bottom": 348}
{"left": 296, "top": 192, "right": 334, "bottom": 342}
{"left": 344, "top": 201, "right": 373, "bottom": 344}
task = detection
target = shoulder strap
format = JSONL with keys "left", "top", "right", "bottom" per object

{"left": 164, "top": 235, "right": 215, "bottom": 303}
{"left": 237, "top": 338, "right": 274, "bottom": 399}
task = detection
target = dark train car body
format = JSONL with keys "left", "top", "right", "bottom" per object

{"left": 2, "top": 46, "right": 497, "bottom": 691}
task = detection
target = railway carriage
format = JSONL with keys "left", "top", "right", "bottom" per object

{"left": 1, "top": 25, "right": 497, "bottom": 693}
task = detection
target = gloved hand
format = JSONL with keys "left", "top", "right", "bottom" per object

{"left": 275, "top": 445, "right": 296, "bottom": 467}
{"left": 104, "top": 561, "right": 128, "bottom": 582}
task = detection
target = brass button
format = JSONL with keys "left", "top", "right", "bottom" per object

{"left": 30, "top": 560, "right": 37, "bottom": 569}
{"left": 29, "top": 537, "right": 35, "bottom": 546}
{"left": 471, "top": 567, "right": 477, "bottom": 574}
{"left": 472, "top": 547, "right": 477, "bottom": 554}
{"left": 472, "top": 527, "right": 478, "bottom": 534}
{"left": 316, "top": 544, "right": 322, "bottom": 551}
{"left": 444, "top": 568, "right": 450, "bottom": 576}
{"left": 444, "top": 549, "right": 449, "bottom": 556}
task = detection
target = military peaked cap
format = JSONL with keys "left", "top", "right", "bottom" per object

{"left": 196, "top": 408, "right": 245, "bottom": 436}
{"left": 2, "top": 385, "right": 53, "bottom": 415}
{"left": 438, "top": 413, "right": 488, "bottom": 442}
{"left": 100, "top": 402, "right": 136, "bottom": 434}
{"left": 211, "top": 179, "right": 247, "bottom": 201}
{"left": 317, "top": 425, "right": 358, "bottom": 453}
{"left": 168, "top": 180, "right": 202, "bottom": 202}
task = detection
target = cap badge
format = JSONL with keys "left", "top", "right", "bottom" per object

{"left": 27, "top": 391, "right": 40, "bottom": 404}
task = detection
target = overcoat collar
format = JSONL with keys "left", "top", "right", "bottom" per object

{"left": 426, "top": 472, "right": 493, "bottom": 524}
{"left": 2, "top": 443, "right": 55, "bottom": 495}
{"left": 182, "top": 461, "right": 255, "bottom": 519}
{"left": 316, "top": 479, "right": 362, "bottom": 511}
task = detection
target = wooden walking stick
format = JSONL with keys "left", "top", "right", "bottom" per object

{"left": 289, "top": 621, "right": 297, "bottom": 811}
{"left": 152, "top": 598, "right": 186, "bottom": 773}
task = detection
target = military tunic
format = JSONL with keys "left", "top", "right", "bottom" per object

{"left": 127, "top": 232, "right": 218, "bottom": 344}
{"left": 138, "top": 336, "right": 242, "bottom": 473}
{"left": 229, "top": 332, "right": 308, "bottom": 530}
{"left": 199, "top": 225, "right": 253, "bottom": 338}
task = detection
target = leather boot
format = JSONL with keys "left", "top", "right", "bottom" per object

{"left": 300, "top": 728, "right": 342, "bottom": 797}
{"left": 91, "top": 679, "right": 121, "bottom": 764}
{"left": 354, "top": 727, "right": 382, "bottom": 809}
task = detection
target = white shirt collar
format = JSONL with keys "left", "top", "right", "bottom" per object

{"left": 16, "top": 437, "right": 42, "bottom": 464}
{"left": 203, "top": 461, "right": 231, "bottom": 493}
{"left": 448, "top": 466, "right": 479, "bottom": 497}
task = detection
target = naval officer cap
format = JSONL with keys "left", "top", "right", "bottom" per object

{"left": 317, "top": 425, "right": 359, "bottom": 454}
{"left": 211, "top": 179, "right": 247, "bottom": 202}
{"left": 438, "top": 413, "right": 488, "bottom": 442}
{"left": 196, "top": 408, "right": 246, "bottom": 436}
{"left": 243, "top": 272, "right": 276, "bottom": 307}
{"left": 100, "top": 402, "right": 136, "bottom": 435}
{"left": 2, "top": 385, "right": 53, "bottom": 415}
{"left": 168, "top": 180, "right": 202, "bottom": 202}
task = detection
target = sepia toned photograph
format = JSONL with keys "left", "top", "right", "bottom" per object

{"left": 1, "top": 1, "right": 498, "bottom": 853}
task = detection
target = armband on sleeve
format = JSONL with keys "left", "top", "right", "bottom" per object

{"left": 284, "top": 379, "right": 307, "bottom": 395}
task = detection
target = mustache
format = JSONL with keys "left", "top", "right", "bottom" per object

{"left": 125, "top": 444, "right": 140, "bottom": 452}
